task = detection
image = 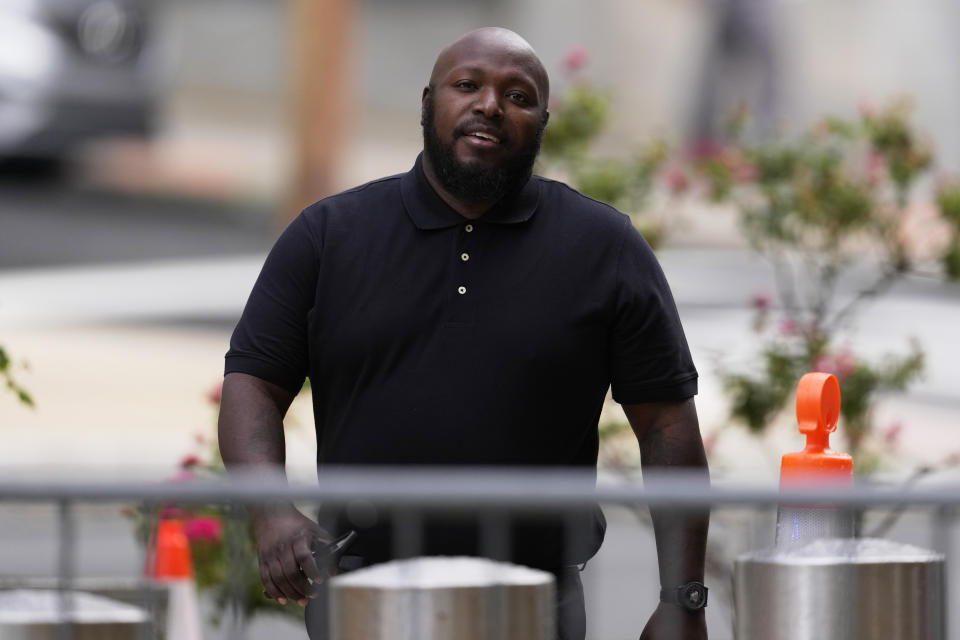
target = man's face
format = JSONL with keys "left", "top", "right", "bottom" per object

{"left": 421, "top": 42, "right": 548, "bottom": 203}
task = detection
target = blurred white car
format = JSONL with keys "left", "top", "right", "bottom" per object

{"left": 0, "top": 0, "right": 161, "bottom": 160}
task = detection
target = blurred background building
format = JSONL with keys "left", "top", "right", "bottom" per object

{"left": 7, "top": 0, "right": 959, "bottom": 204}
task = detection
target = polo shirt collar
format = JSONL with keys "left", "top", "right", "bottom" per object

{"left": 401, "top": 153, "right": 540, "bottom": 230}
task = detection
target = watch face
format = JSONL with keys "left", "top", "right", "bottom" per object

{"left": 681, "top": 583, "right": 707, "bottom": 610}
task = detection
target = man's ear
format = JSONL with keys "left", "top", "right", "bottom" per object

{"left": 420, "top": 86, "right": 431, "bottom": 126}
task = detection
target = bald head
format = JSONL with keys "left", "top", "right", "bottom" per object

{"left": 429, "top": 28, "right": 550, "bottom": 107}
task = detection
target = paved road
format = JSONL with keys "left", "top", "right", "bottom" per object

{"left": 0, "top": 173, "right": 273, "bottom": 270}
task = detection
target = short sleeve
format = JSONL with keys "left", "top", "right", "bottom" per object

{"left": 224, "top": 212, "right": 320, "bottom": 394}
{"left": 609, "top": 221, "right": 698, "bottom": 404}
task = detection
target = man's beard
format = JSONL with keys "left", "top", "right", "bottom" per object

{"left": 422, "top": 95, "right": 545, "bottom": 205}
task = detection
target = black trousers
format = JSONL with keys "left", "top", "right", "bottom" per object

{"left": 305, "top": 564, "right": 586, "bottom": 640}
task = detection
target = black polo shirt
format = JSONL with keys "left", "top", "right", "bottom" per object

{"left": 226, "top": 154, "right": 697, "bottom": 565}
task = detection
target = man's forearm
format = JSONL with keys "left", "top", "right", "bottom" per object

{"left": 627, "top": 399, "right": 710, "bottom": 587}
{"left": 218, "top": 372, "right": 298, "bottom": 519}
{"left": 218, "top": 373, "right": 328, "bottom": 605}
{"left": 644, "top": 452, "right": 709, "bottom": 586}
{"left": 218, "top": 373, "right": 294, "bottom": 467}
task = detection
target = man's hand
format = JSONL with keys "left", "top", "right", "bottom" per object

{"left": 219, "top": 374, "right": 323, "bottom": 605}
{"left": 639, "top": 603, "right": 707, "bottom": 640}
{"left": 252, "top": 504, "right": 332, "bottom": 606}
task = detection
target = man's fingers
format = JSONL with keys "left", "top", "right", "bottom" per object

{"left": 277, "top": 541, "right": 313, "bottom": 599}
{"left": 259, "top": 557, "right": 284, "bottom": 603}
{"left": 251, "top": 514, "right": 333, "bottom": 605}
{"left": 293, "top": 537, "right": 324, "bottom": 584}
{"left": 260, "top": 544, "right": 309, "bottom": 603}
{"left": 266, "top": 554, "right": 308, "bottom": 603}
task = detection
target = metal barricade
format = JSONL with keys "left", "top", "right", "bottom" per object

{"left": 0, "top": 469, "right": 956, "bottom": 639}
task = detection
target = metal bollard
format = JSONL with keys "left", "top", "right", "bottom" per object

{"left": 734, "top": 538, "right": 945, "bottom": 640}
{"left": 0, "top": 589, "right": 149, "bottom": 640}
{"left": 327, "top": 557, "right": 555, "bottom": 640}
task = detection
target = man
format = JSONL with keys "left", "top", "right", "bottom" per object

{"left": 219, "top": 27, "right": 709, "bottom": 640}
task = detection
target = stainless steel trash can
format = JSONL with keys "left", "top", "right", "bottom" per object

{"left": 734, "top": 538, "right": 944, "bottom": 640}
{"left": 0, "top": 589, "right": 149, "bottom": 640}
{"left": 328, "top": 556, "right": 555, "bottom": 640}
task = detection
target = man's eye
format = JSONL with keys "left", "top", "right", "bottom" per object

{"left": 508, "top": 92, "right": 529, "bottom": 104}
{"left": 455, "top": 81, "right": 477, "bottom": 90}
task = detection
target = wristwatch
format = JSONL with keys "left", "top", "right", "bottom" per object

{"left": 660, "top": 581, "right": 708, "bottom": 611}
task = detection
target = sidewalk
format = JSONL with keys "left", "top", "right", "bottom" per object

{"left": 1, "top": 247, "right": 958, "bottom": 481}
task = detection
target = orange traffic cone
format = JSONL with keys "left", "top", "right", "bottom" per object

{"left": 147, "top": 519, "right": 204, "bottom": 640}
{"left": 775, "top": 372, "right": 855, "bottom": 548}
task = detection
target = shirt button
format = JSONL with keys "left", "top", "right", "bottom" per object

{"left": 460, "top": 253, "right": 470, "bottom": 262}
{"left": 457, "top": 286, "right": 467, "bottom": 295}
{"left": 465, "top": 224, "right": 474, "bottom": 232}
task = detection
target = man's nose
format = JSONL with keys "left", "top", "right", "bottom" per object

{"left": 473, "top": 88, "right": 503, "bottom": 119}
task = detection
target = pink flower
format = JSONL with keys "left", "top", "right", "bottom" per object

{"left": 866, "top": 151, "right": 887, "bottom": 186}
{"left": 174, "top": 470, "right": 197, "bottom": 482}
{"left": 184, "top": 517, "right": 223, "bottom": 543}
{"left": 812, "top": 355, "right": 833, "bottom": 374}
{"left": 735, "top": 163, "right": 757, "bottom": 183}
{"left": 812, "top": 350, "right": 856, "bottom": 381}
{"left": 779, "top": 319, "right": 798, "bottom": 337}
{"left": 722, "top": 149, "right": 757, "bottom": 183}
{"left": 207, "top": 379, "right": 223, "bottom": 405}
{"left": 664, "top": 167, "right": 690, "bottom": 195}
{"left": 896, "top": 202, "right": 952, "bottom": 262}
{"left": 750, "top": 291, "right": 772, "bottom": 311}
{"left": 561, "top": 47, "right": 590, "bottom": 74}
{"left": 859, "top": 100, "right": 876, "bottom": 119}
{"left": 180, "top": 455, "right": 202, "bottom": 469}
{"left": 835, "top": 349, "right": 857, "bottom": 379}
{"left": 689, "top": 139, "right": 724, "bottom": 162}
{"left": 883, "top": 421, "right": 903, "bottom": 446}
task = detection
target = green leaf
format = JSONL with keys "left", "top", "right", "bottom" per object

{"left": 540, "top": 84, "right": 610, "bottom": 161}
{"left": 937, "top": 184, "right": 960, "bottom": 225}
{"left": 17, "top": 390, "right": 34, "bottom": 408}
{"left": 943, "top": 240, "right": 960, "bottom": 281}
{"left": 574, "top": 161, "right": 629, "bottom": 207}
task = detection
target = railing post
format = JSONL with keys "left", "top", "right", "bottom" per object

{"left": 391, "top": 508, "right": 422, "bottom": 560}
{"left": 56, "top": 499, "right": 76, "bottom": 640}
{"left": 223, "top": 503, "right": 248, "bottom": 639}
{"left": 932, "top": 505, "right": 953, "bottom": 638}
{"left": 479, "top": 509, "right": 510, "bottom": 561}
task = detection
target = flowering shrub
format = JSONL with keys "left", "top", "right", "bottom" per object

{"left": 549, "top": 76, "right": 960, "bottom": 475}
{"left": 698, "top": 100, "right": 960, "bottom": 473}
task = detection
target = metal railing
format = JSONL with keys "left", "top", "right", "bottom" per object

{"left": 0, "top": 468, "right": 957, "bottom": 639}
